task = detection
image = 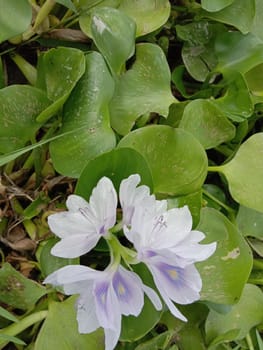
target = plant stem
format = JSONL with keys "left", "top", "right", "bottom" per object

{"left": 10, "top": 54, "right": 37, "bottom": 86}
{"left": 33, "top": 0, "right": 56, "bottom": 31}
{"left": 207, "top": 165, "right": 224, "bottom": 173}
{"left": 0, "top": 311, "right": 48, "bottom": 348}
{"left": 246, "top": 333, "right": 255, "bottom": 350}
{"left": 202, "top": 188, "right": 235, "bottom": 216}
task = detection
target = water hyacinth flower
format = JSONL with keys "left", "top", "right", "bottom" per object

{"left": 44, "top": 264, "right": 162, "bottom": 350}
{"left": 48, "top": 177, "right": 117, "bottom": 258}
{"left": 48, "top": 174, "right": 158, "bottom": 258}
{"left": 124, "top": 205, "right": 217, "bottom": 321}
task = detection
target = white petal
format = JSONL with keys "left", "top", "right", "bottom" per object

{"left": 51, "top": 234, "right": 100, "bottom": 258}
{"left": 94, "top": 279, "right": 121, "bottom": 330}
{"left": 89, "top": 177, "right": 117, "bottom": 233}
{"left": 104, "top": 324, "right": 121, "bottom": 350}
{"left": 148, "top": 261, "right": 202, "bottom": 305}
{"left": 44, "top": 265, "right": 100, "bottom": 286}
{"left": 160, "top": 290, "right": 187, "bottom": 322}
{"left": 66, "top": 194, "right": 89, "bottom": 212}
{"left": 48, "top": 211, "right": 90, "bottom": 239}
{"left": 76, "top": 288, "right": 101, "bottom": 334}
{"left": 112, "top": 265, "right": 144, "bottom": 316}
{"left": 141, "top": 284, "right": 162, "bottom": 311}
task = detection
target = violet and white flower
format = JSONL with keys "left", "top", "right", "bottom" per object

{"left": 119, "top": 174, "right": 167, "bottom": 226}
{"left": 124, "top": 205, "right": 217, "bottom": 321}
{"left": 44, "top": 264, "right": 162, "bottom": 350}
{"left": 48, "top": 177, "right": 117, "bottom": 258}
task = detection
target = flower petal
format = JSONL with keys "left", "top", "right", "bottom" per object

{"left": 44, "top": 265, "right": 101, "bottom": 286}
{"left": 94, "top": 279, "right": 120, "bottom": 330}
{"left": 51, "top": 233, "right": 100, "bottom": 258}
{"left": 120, "top": 174, "right": 152, "bottom": 225}
{"left": 48, "top": 211, "right": 90, "bottom": 239}
{"left": 66, "top": 194, "right": 90, "bottom": 212}
{"left": 104, "top": 325, "right": 121, "bottom": 350}
{"left": 76, "top": 288, "right": 101, "bottom": 334}
{"left": 141, "top": 284, "right": 162, "bottom": 311}
{"left": 148, "top": 261, "right": 202, "bottom": 305}
{"left": 112, "top": 265, "right": 144, "bottom": 316}
{"left": 89, "top": 177, "right": 117, "bottom": 234}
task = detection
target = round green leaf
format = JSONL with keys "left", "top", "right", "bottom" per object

{"left": 220, "top": 133, "right": 263, "bottom": 213}
{"left": 205, "top": 284, "right": 263, "bottom": 345}
{"left": 36, "top": 47, "right": 85, "bottom": 123}
{"left": 179, "top": 99, "right": 235, "bottom": 149}
{"left": 0, "top": 85, "right": 50, "bottom": 153}
{"left": 76, "top": 147, "right": 153, "bottom": 200}
{"left": 197, "top": 208, "right": 253, "bottom": 304}
{"left": 35, "top": 297, "right": 104, "bottom": 350}
{"left": 0, "top": 0, "right": 32, "bottom": 43}
{"left": 118, "top": 125, "right": 208, "bottom": 196}
{"left": 49, "top": 52, "right": 116, "bottom": 177}
{"left": 201, "top": 0, "right": 234, "bottom": 12}
{"left": 110, "top": 43, "right": 176, "bottom": 135}
{"left": 200, "top": 0, "right": 255, "bottom": 34}
{"left": 89, "top": 7, "right": 136, "bottom": 75}
{"left": 237, "top": 205, "right": 263, "bottom": 239}
{"left": 118, "top": 0, "right": 171, "bottom": 37}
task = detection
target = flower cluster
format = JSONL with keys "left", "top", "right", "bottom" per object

{"left": 44, "top": 174, "right": 216, "bottom": 350}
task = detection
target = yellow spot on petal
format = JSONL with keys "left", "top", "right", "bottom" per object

{"left": 168, "top": 269, "right": 178, "bottom": 280}
{"left": 118, "top": 283, "right": 125, "bottom": 295}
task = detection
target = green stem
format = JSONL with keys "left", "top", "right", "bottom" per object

{"left": 207, "top": 165, "right": 224, "bottom": 173}
{"left": 0, "top": 311, "right": 48, "bottom": 348}
{"left": 253, "top": 259, "right": 263, "bottom": 270}
{"left": 202, "top": 188, "right": 235, "bottom": 216}
{"left": 33, "top": 0, "right": 56, "bottom": 31}
{"left": 246, "top": 333, "right": 255, "bottom": 350}
{"left": 10, "top": 54, "right": 37, "bottom": 85}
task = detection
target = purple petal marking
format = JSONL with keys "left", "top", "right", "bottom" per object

{"left": 112, "top": 270, "right": 131, "bottom": 302}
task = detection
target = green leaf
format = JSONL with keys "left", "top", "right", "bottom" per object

{"left": 176, "top": 21, "right": 221, "bottom": 82}
{"left": 0, "top": 334, "right": 26, "bottom": 346}
{"left": 89, "top": 7, "right": 136, "bottom": 75}
{"left": 0, "top": 0, "right": 32, "bottom": 43}
{"left": 0, "top": 85, "right": 50, "bottom": 153}
{"left": 205, "top": 284, "right": 263, "bottom": 345}
{"left": 36, "top": 47, "right": 85, "bottom": 123}
{"left": 118, "top": 125, "right": 208, "bottom": 196}
{"left": 110, "top": 43, "right": 176, "bottom": 135}
{"left": 179, "top": 99, "right": 235, "bottom": 149}
{"left": 0, "top": 263, "right": 46, "bottom": 310}
{"left": 197, "top": 208, "right": 253, "bottom": 304}
{"left": 118, "top": 0, "right": 171, "bottom": 37}
{"left": 200, "top": 0, "right": 255, "bottom": 34}
{"left": 245, "top": 63, "right": 263, "bottom": 97}
{"left": 0, "top": 306, "right": 18, "bottom": 323}
{"left": 39, "top": 238, "right": 79, "bottom": 278}
{"left": 201, "top": 0, "right": 234, "bottom": 12}
{"left": 134, "top": 330, "right": 174, "bottom": 350}
{"left": 215, "top": 32, "right": 263, "bottom": 75}
{"left": 220, "top": 133, "right": 263, "bottom": 213}
{"left": 76, "top": 148, "right": 153, "bottom": 200}
{"left": 50, "top": 52, "right": 116, "bottom": 177}
{"left": 212, "top": 73, "right": 253, "bottom": 122}
{"left": 35, "top": 297, "right": 104, "bottom": 350}
{"left": 251, "top": 0, "right": 263, "bottom": 41}
{"left": 56, "top": 0, "right": 77, "bottom": 11}
{"left": 237, "top": 205, "right": 263, "bottom": 239}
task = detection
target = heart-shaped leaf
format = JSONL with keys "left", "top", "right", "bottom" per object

{"left": 201, "top": 0, "right": 234, "bottom": 12}
{"left": 118, "top": 125, "right": 208, "bottom": 196}
{"left": 0, "top": 0, "right": 32, "bottom": 43}
{"left": 179, "top": 99, "right": 235, "bottom": 149}
{"left": 0, "top": 85, "right": 50, "bottom": 153}
{"left": 50, "top": 52, "right": 116, "bottom": 177}
{"left": 76, "top": 148, "right": 153, "bottom": 200}
{"left": 110, "top": 43, "right": 176, "bottom": 135}
{"left": 220, "top": 133, "right": 263, "bottom": 212}
{"left": 197, "top": 208, "right": 252, "bottom": 304}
